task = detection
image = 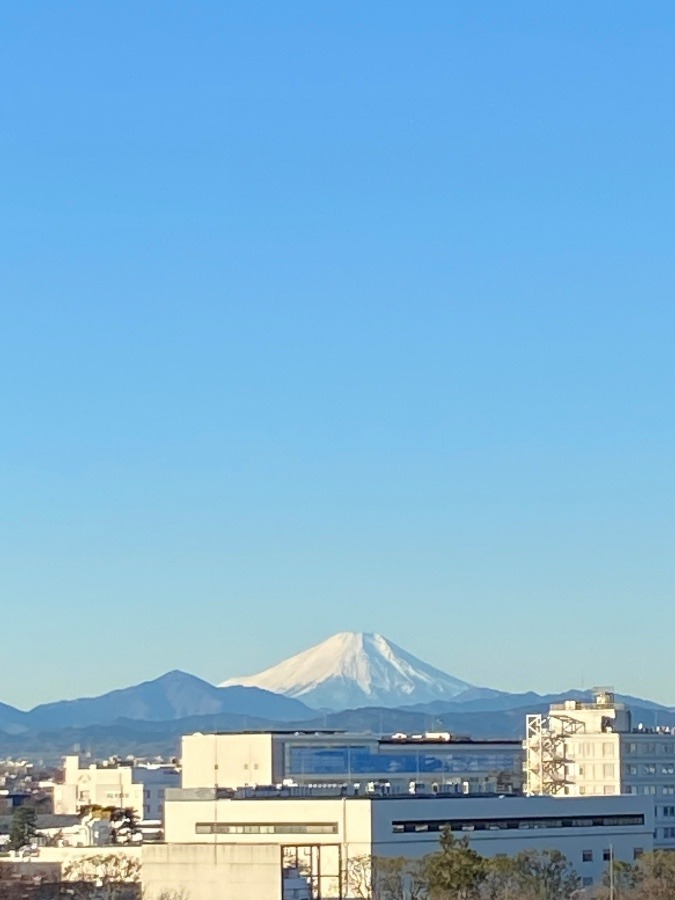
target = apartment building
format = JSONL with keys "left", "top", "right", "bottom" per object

{"left": 524, "top": 689, "right": 675, "bottom": 848}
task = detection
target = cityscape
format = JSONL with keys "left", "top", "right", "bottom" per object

{"left": 4, "top": 1, "right": 675, "bottom": 898}
{"left": 0, "top": 634, "right": 674, "bottom": 896}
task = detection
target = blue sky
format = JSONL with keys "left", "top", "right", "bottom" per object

{"left": 2, "top": 3, "right": 675, "bottom": 708}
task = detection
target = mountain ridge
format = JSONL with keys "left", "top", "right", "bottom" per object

{"left": 220, "top": 631, "right": 475, "bottom": 709}
{"left": 1, "top": 671, "right": 313, "bottom": 734}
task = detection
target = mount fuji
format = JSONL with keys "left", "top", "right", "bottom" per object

{"left": 220, "top": 631, "right": 477, "bottom": 710}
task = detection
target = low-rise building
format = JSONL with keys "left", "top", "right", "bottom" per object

{"left": 53, "top": 756, "right": 179, "bottom": 823}
{"left": 143, "top": 787, "right": 653, "bottom": 900}
{"left": 181, "top": 730, "right": 523, "bottom": 796}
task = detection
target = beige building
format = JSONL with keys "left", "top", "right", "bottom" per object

{"left": 53, "top": 756, "right": 179, "bottom": 823}
{"left": 525, "top": 689, "right": 675, "bottom": 849}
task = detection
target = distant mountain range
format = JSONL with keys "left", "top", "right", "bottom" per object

{"left": 0, "top": 632, "right": 672, "bottom": 760}
{"left": 0, "top": 671, "right": 312, "bottom": 736}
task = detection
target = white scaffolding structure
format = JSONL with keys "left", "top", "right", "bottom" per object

{"left": 524, "top": 713, "right": 586, "bottom": 796}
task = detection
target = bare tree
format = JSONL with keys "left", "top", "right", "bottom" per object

{"left": 63, "top": 853, "right": 141, "bottom": 900}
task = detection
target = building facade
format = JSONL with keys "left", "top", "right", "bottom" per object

{"left": 181, "top": 730, "right": 523, "bottom": 796}
{"left": 53, "top": 756, "right": 180, "bottom": 823}
{"left": 524, "top": 689, "right": 675, "bottom": 849}
{"left": 143, "top": 787, "right": 653, "bottom": 900}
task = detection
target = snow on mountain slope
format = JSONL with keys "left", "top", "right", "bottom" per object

{"left": 220, "top": 632, "right": 475, "bottom": 710}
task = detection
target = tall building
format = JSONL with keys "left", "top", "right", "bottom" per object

{"left": 524, "top": 689, "right": 675, "bottom": 849}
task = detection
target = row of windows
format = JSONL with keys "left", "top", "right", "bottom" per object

{"left": 625, "top": 743, "right": 675, "bottom": 755}
{"left": 625, "top": 786, "right": 675, "bottom": 796}
{"left": 577, "top": 787, "right": 616, "bottom": 795}
{"left": 285, "top": 745, "right": 517, "bottom": 777}
{"left": 582, "top": 849, "right": 643, "bottom": 863}
{"left": 570, "top": 742, "right": 616, "bottom": 758}
{"left": 626, "top": 764, "right": 675, "bottom": 775}
{"left": 195, "top": 822, "right": 338, "bottom": 835}
{"left": 391, "top": 815, "right": 645, "bottom": 834}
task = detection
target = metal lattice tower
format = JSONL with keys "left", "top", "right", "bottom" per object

{"left": 524, "top": 713, "right": 586, "bottom": 796}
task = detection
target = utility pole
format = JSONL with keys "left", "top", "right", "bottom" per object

{"left": 609, "top": 843, "right": 614, "bottom": 900}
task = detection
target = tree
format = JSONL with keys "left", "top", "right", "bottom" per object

{"left": 345, "top": 855, "right": 373, "bottom": 900}
{"left": 593, "top": 858, "right": 638, "bottom": 899}
{"left": 480, "top": 855, "right": 538, "bottom": 900}
{"left": 62, "top": 852, "right": 141, "bottom": 900}
{"left": 424, "top": 829, "right": 487, "bottom": 899}
{"left": 110, "top": 807, "right": 142, "bottom": 845}
{"left": 9, "top": 806, "right": 37, "bottom": 851}
{"left": 629, "top": 851, "right": 675, "bottom": 900}
{"left": 509, "top": 849, "right": 581, "bottom": 900}
{"left": 373, "top": 856, "right": 428, "bottom": 900}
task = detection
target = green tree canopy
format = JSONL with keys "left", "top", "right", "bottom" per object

{"left": 9, "top": 806, "right": 37, "bottom": 851}
{"left": 424, "top": 828, "right": 488, "bottom": 900}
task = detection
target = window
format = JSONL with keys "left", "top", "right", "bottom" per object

{"left": 627, "top": 765, "right": 638, "bottom": 776}
{"left": 626, "top": 786, "right": 638, "bottom": 795}
{"left": 583, "top": 877, "right": 593, "bottom": 887}
{"left": 644, "top": 764, "right": 656, "bottom": 775}
{"left": 644, "top": 786, "right": 657, "bottom": 795}
{"left": 664, "top": 786, "right": 675, "bottom": 795}
{"left": 195, "top": 822, "right": 339, "bottom": 835}
{"left": 626, "top": 743, "right": 638, "bottom": 755}
{"left": 603, "top": 850, "right": 611, "bottom": 862}
{"left": 604, "top": 786, "right": 615, "bottom": 795}
{"left": 603, "top": 764, "right": 615, "bottom": 778}
{"left": 634, "top": 849, "right": 643, "bottom": 860}
{"left": 390, "top": 814, "right": 645, "bottom": 834}
{"left": 603, "top": 742, "right": 614, "bottom": 758}
{"left": 582, "top": 850, "right": 593, "bottom": 862}
{"left": 663, "top": 828, "right": 675, "bottom": 839}
{"left": 663, "top": 806, "right": 675, "bottom": 818}
{"left": 663, "top": 765, "right": 675, "bottom": 775}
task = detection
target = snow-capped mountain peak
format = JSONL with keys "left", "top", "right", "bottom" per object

{"left": 220, "top": 631, "right": 474, "bottom": 710}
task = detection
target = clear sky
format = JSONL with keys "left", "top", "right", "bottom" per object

{"left": 2, "top": 2, "right": 675, "bottom": 709}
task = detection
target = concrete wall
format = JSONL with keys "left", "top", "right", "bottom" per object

{"left": 142, "top": 843, "right": 281, "bottom": 900}
{"left": 163, "top": 795, "right": 372, "bottom": 847}
{"left": 369, "top": 795, "right": 653, "bottom": 886}
{"left": 181, "top": 733, "right": 275, "bottom": 789}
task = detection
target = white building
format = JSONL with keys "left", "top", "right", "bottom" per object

{"left": 53, "top": 756, "right": 179, "bottom": 823}
{"left": 141, "top": 729, "right": 654, "bottom": 900}
{"left": 525, "top": 689, "right": 675, "bottom": 849}
{"left": 143, "top": 787, "right": 653, "bottom": 900}
{"left": 181, "top": 730, "right": 523, "bottom": 795}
